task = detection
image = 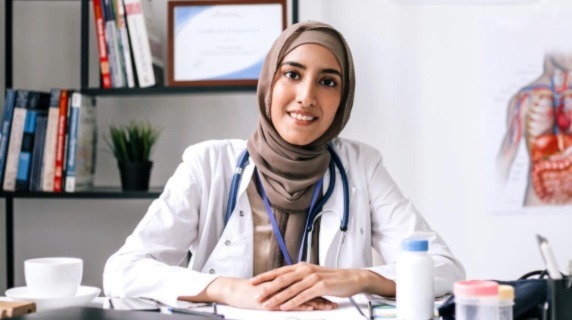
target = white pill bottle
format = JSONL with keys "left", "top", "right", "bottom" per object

{"left": 396, "top": 239, "right": 435, "bottom": 320}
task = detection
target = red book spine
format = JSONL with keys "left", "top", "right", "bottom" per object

{"left": 93, "top": 0, "right": 112, "bottom": 88}
{"left": 53, "top": 90, "right": 69, "bottom": 192}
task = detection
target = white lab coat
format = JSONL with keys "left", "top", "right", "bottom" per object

{"left": 103, "top": 138, "right": 465, "bottom": 306}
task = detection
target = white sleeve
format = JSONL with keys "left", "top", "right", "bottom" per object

{"left": 103, "top": 149, "right": 219, "bottom": 306}
{"left": 363, "top": 149, "right": 465, "bottom": 296}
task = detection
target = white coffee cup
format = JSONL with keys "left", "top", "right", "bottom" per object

{"left": 24, "top": 257, "right": 83, "bottom": 298}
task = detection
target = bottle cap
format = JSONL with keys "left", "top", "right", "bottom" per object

{"left": 498, "top": 285, "right": 514, "bottom": 300}
{"left": 401, "top": 239, "right": 428, "bottom": 252}
{"left": 454, "top": 280, "right": 498, "bottom": 297}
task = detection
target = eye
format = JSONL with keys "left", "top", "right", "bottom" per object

{"left": 284, "top": 70, "right": 300, "bottom": 80}
{"left": 320, "top": 78, "right": 338, "bottom": 87}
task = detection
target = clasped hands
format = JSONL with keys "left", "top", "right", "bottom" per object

{"left": 204, "top": 262, "right": 395, "bottom": 311}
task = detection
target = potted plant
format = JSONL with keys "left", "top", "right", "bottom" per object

{"left": 105, "top": 120, "right": 161, "bottom": 191}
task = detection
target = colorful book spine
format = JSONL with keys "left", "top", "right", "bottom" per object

{"left": 93, "top": 0, "right": 113, "bottom": 89}
{"left": 42, "top": 89, "right": 62, "bottom": 192}
{"left": 15, "top": 92, "right": 51, "bottom": 191}
{"left": 53, "top": 89, "right": 70, "bottom": 193}
{"left": 0, "top": 89, "right": 18, "bottom": 186}
{"left": 65, "top": 93, "right": 97, "bottom": 192}
{"left": 115, "top": 0, "right": 135, "bottom": 88}
{"left": 124, "top": 0, "right": 163, "bottom": 88}
{"left": 3, "top": 91, "right": 30, "bottom": 191}
{"left": 29, "top": 115, "right": 48, "bottom": 191}
{"left": 103, "top": 0, "right": 126, "bottom": 87}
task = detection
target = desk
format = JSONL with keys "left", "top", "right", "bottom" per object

{"left": 1, "top": 296, "right": 371, "bottom": 320}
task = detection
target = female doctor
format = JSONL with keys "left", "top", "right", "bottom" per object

{"left": 103, "top": 21, "right": 465, "bottom": 311}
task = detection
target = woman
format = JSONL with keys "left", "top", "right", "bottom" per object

{"left": 103, "top": 21, "right": 465, "bottom": 311}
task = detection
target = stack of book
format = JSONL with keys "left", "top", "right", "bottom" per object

{"left": 93, "top": 0, "right": 163, "bottom": 89}
{"left": 0, "top": 89, "right": 97, "bottom": 193}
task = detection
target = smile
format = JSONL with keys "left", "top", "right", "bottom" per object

{"left": 288, "top": 111, "right": 316, "bottom": 122}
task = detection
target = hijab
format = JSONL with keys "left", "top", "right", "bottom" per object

{"left": 247, "top": 21, "right": 355, "bottom": 212}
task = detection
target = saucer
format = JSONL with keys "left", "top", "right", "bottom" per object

{"left": 5, "top": 286, "right": 100, "bottom": 311}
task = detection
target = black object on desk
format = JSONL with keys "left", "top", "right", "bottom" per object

{"left": 545, "top": 277, "right": 572, "bottom": 320}
{"left": 8, "top": 306, "right": 220, "bottom": 319}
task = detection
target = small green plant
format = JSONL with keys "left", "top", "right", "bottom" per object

{"left": 105, "top": 120, "right": 161, "bottom": 162}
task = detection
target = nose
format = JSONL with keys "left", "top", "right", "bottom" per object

{"left": 297, "top": 79, "right": 317, "bottom": 108}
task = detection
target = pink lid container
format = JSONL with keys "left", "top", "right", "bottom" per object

{"left": 454, "top": 280, "right": 499, "bottom": 298}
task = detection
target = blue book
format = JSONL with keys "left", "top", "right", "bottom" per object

{"left": 15, "top": 91, "right": 51, "bottom": 191}
{"left": 29, "top": 115, "right": 48, "bottom": 191}
{"left": 65, "top": 92, "right": 97, "bottom": 192}
{"left": 0, "top": 89, "right": 17, "bottom": 186}
{"left": 3, "top": 90, "right": 30, "bottom": 191}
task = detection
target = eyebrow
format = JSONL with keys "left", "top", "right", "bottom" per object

{"left": 280, "top": 61, "right": 342, "bottom": 78}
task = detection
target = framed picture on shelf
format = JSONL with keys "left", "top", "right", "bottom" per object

{"left": 167, "top": 0, "right": 287, "bottom": 87}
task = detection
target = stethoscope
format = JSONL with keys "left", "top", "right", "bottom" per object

{"left": 224, "top": 144, "right": 350, "bottom": 267}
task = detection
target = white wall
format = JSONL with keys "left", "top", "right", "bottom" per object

{"left": 2, "top": 0, "right": 572, "bottom": 293}
{"left": 313, "top": 0, "right": 572, "bottom": 281}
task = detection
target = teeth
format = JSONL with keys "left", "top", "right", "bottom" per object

{"left": 290, "top": 112, "right": 315, "bottom": 121}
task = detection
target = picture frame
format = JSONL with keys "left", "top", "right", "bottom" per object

{"left": 167, "top": 0, "right": 287, "bottom": 87}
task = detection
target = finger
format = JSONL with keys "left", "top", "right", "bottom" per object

{"left": 303, "top": 297, "right": 338, "bottom": 311}
{"left": 256, "top": 272, "right": 317, "bottom": 306}
{"left": 250, "top": 265, "right": 294, "bottom": 285}
{"left": 262, "top": 275, "right": 318, "bottom": 308}
{"left": 279, "top": 283, "right": 327, "bottom": 311}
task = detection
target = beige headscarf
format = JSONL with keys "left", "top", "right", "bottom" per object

{"left": 247, "top": 21, "right": 355, "bottom": 212}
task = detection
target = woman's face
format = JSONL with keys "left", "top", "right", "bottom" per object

{"left": 270, "top": 44, "right": 343, "bottom": 146}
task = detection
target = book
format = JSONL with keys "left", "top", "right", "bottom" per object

{"left": 65, "top": 93, "right": 97, "bottom": 192}
{"left": 15, "top": 91, "right": 51, "bottom": 191}
{"left": 124, "top": 0, "right": 164, "bottom": 88}
{"left": 53, "top": 89, "right": 70, "bottom": 192}
{"left": 92, "top": 0, "right": 113, "bottom": 89}
{"left": 115, "top": 0, "right": 135, "bottom": 88}
{"left": 3, "top": 91, "right": 50, "bottom": 191}
{"left": 103, "top": 0, "right": 126, "bottom": 87}
{"left": 41, "top": 89, "right": 63, "bottom": 192}
{"left": 29, "top": 115, "right": 48, "bottom": 191}
{"left": 0, "top": 89, "right": 17, "bottom": 187}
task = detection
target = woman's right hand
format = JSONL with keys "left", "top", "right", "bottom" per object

{"left": 180, "top": 276, "right": 337, "bottom": 311}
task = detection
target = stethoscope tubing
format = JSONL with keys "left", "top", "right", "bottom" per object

{"left": 224, "top": 145, "right": 350, "bottom": 264}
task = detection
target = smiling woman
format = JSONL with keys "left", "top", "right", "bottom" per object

{"left": 103, "top": 21, "right": 465, "bottom": 312}
{"left": 270, "top": 44, "right": 342, "bottom": 146}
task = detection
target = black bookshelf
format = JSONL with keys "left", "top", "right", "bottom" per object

{"left": 81, "top": 85, "right": 257, "bottom": 96}
{"left": 2, "top": 186, "right": 162, "bottom": 289}
{"left": 3, "top": 0, "right": 300, "bottom": 292}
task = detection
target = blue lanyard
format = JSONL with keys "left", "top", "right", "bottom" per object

{"left": 255, "top": 169, "right": 323, "bottom": 265}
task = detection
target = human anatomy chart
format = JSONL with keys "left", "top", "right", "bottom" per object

{"left": 483, "top": 14, "right": 572, "bottom": 212}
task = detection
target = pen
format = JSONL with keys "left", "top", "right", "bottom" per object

{"left": 168, "top": 306, "right": 225, "bottom": 319}
{"left": 536, "top": 234, "right": 563, "bottom": 280}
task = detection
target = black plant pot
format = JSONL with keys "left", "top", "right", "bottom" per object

{"left": 118, "top": 161, "right": 153, "bottom": 191}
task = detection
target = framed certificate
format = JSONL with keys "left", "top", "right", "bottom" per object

{"left": 167, "top": 0, "right": 287, "bottom": 87}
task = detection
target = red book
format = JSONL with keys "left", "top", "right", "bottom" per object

{"left": 93, "top": 0, "right": 112, "bottom": 88}
{"left": 53, "top": 89, "right": 69, "bottom": 192}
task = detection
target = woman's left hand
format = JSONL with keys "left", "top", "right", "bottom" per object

{"left": 249, "top": 262, "right": 395, "bottom": 311}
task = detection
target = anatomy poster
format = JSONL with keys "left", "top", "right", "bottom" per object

{"left": 482, "top": 13, "right": 572, "bottom": 213}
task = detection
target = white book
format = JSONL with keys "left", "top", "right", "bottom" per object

{"left": 124, "top": 0, "right": 163, "bottom": 88}
{"left": 41, "top": 90, "right": 62, "bottom": 192}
